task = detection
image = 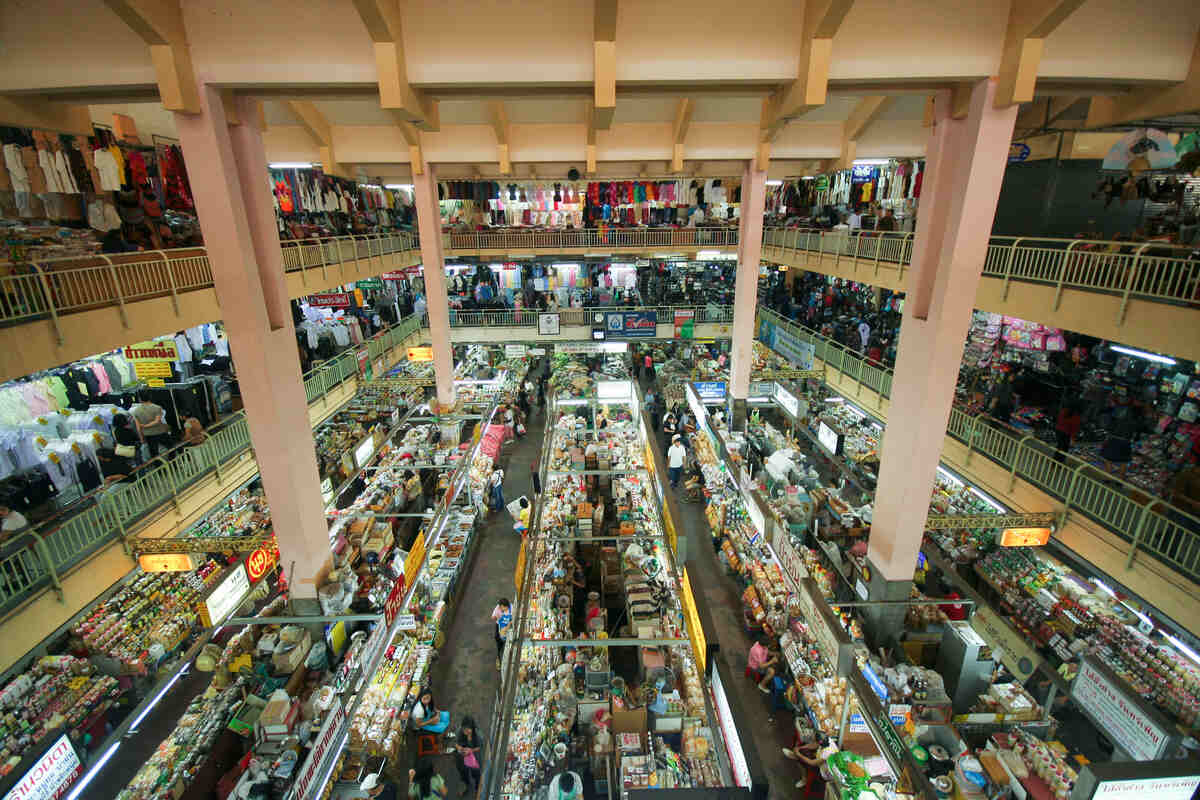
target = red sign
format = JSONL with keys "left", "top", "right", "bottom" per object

{"left": 308, "top": 292, "right": 351, "bottom": 308}
{"left": 381, "top": 271, "right": 409, "bottom": 280}
{"left": 384, "top": 577, "right": 406, "bottom": 627}
{"left": 246, "top": 545, "right": 278, "bottom": 583}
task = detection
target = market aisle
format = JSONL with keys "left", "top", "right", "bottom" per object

{"left": 425, "top": 374, "right": 548, "bottom": 797}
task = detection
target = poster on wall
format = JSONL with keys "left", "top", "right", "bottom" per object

{"left": 605, "top": 311, "right": 657, "bottom": 338}
{"left": 538, "top": 313, "right": 560, "bottom": 336}
{"left": 673, "top": 309, "right": 696, "bottom": 338}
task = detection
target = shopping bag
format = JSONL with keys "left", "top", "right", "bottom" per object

{"left": 506, "top": 496, "right": 528, "bottom": 521}
{"left": 464, "top": 751, "right": 479, "bottom": 769}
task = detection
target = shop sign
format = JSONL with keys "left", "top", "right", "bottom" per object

{"left": 680, "top": 569, "right": 707, "bottom": 672}
{"left": 673, "top": 309, "right": 695, "bottom": 339}
{"left": 514, "top": 539, "right": 527, "bottom": 593}
{"left": 292, "top": 697, "right": 345, "bottom": 799}
{"left": 381, "top": 271, "right": 407, "bottom": 280}
{"left": 757, "top": 318, "right": 815, "bottom": 369}
{"left": 817, "top": 421, "right": 842, "bottom": 455}
{"left": 3, "top": 734, "right": 82, "bottom": 800}
{"left": 404, "top": 530, "right": 426, "bottom": 592}
{"left": 529, "top": 347, "right": 545, "bottom": 355}
{"left": 861, "top": 662, "right": 889, "bottom": 704}
{"left": 710, "top": 670, "right": 752, "bottom": 788}
{"left": 123, "top": 340, "right": 178, "bottom": 362}
{"left": 1087, "top": 775, "right": 1200, "bottom": 800}
{"left": 999, "top": 527, "right": 1052, "bottom": 547}
{"left": 355, "top": 278, "right": 383, "bottom": 290}
{"left": 199, "top": 564, "right": 249, "bottom": 627}
{"left": 395, "top": 614, "right": 417, "bottom": 631}
{"left": 308, "top": 292, "right": 352, "bottom": 308}
{"left": 354, "top": 437, "right": 375, "bottom": 468}
{"left": 320, "top": 477, "right": 334, "bottom": 504}
{"left": 685, "top": 385, "right": 706, "bottom": 433}
{"left": 774, "top": 535, "right": 809, "bottom": 588}
{"left": 604, "top": 310, "right": 657, "bottom": 338}
{"left": 384, "top": 577, "right": 406, "bottom": 627}
{"left": 505, "top": 344, "right": 528, "bottom": 358}
{"left": 693, "top": 381, "right": 726, "bottom": 402}
{"left": 538, "top": 313, "right": 560, "bottom": 336}
{"left": 245, "top": 545, "right": 277, "bottom": 583}
{"left": 1071, "top": 656, "right": 1175, "bottom": 761}
{"left": 773, "top": 383, "right": 800, "bottom": 417}
{"left": 138, "top": 552, "right": 197, "bottom": 573}
{"left": 407, "top": 346, "right": 434, "bottom": 362}
{"left": 969, "top": 605, "right": 1040, "bottom": 682}
{"left": 1008, "top": 143, "right": 1031, "bottom": 163}
{"left": 815, "top": 175, "right": 829, "bottom": 191}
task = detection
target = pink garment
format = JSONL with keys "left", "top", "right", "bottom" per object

{"left": 748, "top": 642, "right": 770, "bottom": 670}
{"left": 90, "top": 362, "right": 112, "bottom": 394}
{"left": 21, "top": 383, "right": 51, "bottom": 416}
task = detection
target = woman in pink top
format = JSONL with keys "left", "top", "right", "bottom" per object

{"left": 748, "top": 636, "right": 779, "bottom": 694}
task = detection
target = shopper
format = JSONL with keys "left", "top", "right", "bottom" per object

{"left": 112, "top": 413, "right": 140, "bottom": 460}
{"left": 1054, "top": 402, "right": 1083, "bottom": 463}
{"left": 455, "top": 716, "right": 483, "bottom": 795}
{"left": 662, "top": 412, "right": 677, "bottom": 446}
{"left": 407, "top": 761, "right": 448, "bottom": 800}
{"left": 361, "top": 772, "right": 399, "bottom": 800}
{"left": 667, "top": 435, "right": 687, "bottom": 489}
{"left": 132, "top": 391, "right": 174, "bottom": 457}
{"left": 515, "top": 497, "right": 530, "bottom": 535}
{"left": 0, "top": 506, "right": 30, "bottom": 540}
{"left": 181, "top": 416, "right": 208, "bottom": 447}
{"left": 748, "top": 636, "right": 778, "bottom": 694}
{"left": 1100, "top": 413, "right": 1138, "bottom": 480}
{"left": 492, "top": 598, "right": 513, "bottom": 665}
{"left": 547, "top": 771, "right": 584, "bottom": 800}
{"left": 412, "top": 690, "right": 451, "bottom": 733}
{"left": 489, "top": 467, "right": 505, "bottom": 513}
{"left": 530, "top": 454, "right": 542, "bottom": 496}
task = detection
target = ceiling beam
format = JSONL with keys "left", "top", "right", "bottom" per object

{"left": 102, "top": 0, "right": 199, "bottom": 113}
{"left": 756, "top": 96, "right": 772, "bottom": 171}
{"left": 836, "top": 96, "right": 890, "bottom": 170}
{"left": 1085, "top": 34, "right": 1200, "bottom": 128}
{"left": 593, "top": 0, "right": 618, "bottom": 129}
{"left": 768, "top": 0, "right": 856, "bottom": 134}
{"left": 352, "top": 0, "right": 439, "bottom": 131}
{"left": 671, "top": 98, "right": 693, "bottom": 172}
{"left": 586, "top": 102, "right": 599, "bottom": 174}
{"left": 0, "top": 96, "right": 91, "bottom": 135}
{"left": 387, "top": 110, "right": 424, "bottom": 175}
{"left": 287, "top": 100, "right": 347, "bottom": 177}
{"left": 489, "top": 101, "right": 512, "bottom": 175}
{"left": 995, "top": 0, "right": 1086, "bottom": 108}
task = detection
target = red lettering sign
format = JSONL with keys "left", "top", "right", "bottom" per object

{"left": 308, "top": 293, "right": 352, "bottom": 308}
{"left": 384, "top": 578, "right": 406, "bottom": 627}
{"left": 246, "top": 545, "right": 277, "bottom": 583}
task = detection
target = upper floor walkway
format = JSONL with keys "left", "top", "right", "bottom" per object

{"left": 1, "top": 226, "right": 1196, "bottom": 380}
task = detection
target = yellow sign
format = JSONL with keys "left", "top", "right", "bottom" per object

{"left": 1000, "top": 527, "right": 1052, "bottom": 547}
{"left": 134, "top": 361, "right": 173, "bottom": 379}
{"left": 407, "top": 346, "right": 434, "bottom": 362}
{"left": 680, "top": 568, "right": 707, "bottom": 672}
{"left": 404, "top": 529, "right": 426, "bottom": 589}
{"left": 663, "top": 504, "right": 678, "bottom": 554}
{"left": 514, "top": 539, "right": 527, "bottom": 593}
{"left": 138, "top": 553, "right": 197, "bottom": 572}
{"left": 123, "top": 340, "right": 178, "bottom": 362}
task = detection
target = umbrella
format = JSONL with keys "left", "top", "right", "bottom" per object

{"left": 1101, "top": 128, "right": 1178, "bottom": 172}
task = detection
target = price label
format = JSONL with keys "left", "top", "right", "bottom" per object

{"left": 396, "top": 614, "right": 418, "bottom": 631}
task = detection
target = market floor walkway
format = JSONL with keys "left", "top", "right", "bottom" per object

{"left": 416, "top": 370, "right": 548, "bottom": 798}
{"left": 643, "top": 377, "right": 799, "bottom": 800}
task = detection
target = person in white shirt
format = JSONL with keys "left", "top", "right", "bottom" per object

{"left": 547, "top": 772, "right": 583, "bottom": 800}
{"left": 848, "top": 211, "right": 862, "bottom": 230}
{"left": 858, "top": 321, "right": 871, "bottom": 352}
{"left": 489, "top": 468, "right": 505, "bottom": 513}
{"left": 0, "top": 506, "right": 30, "bottom": 539}
{"left": 667, "top": 435, "right": 687, "bottom": 489}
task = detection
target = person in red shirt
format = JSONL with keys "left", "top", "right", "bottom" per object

{"left": 937, "top": 583, "right": 968, "bottom": 621}
{"left": 1055, "top": 402, "right": 1083, "bottom": 463}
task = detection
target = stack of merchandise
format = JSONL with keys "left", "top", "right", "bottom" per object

{"left": 962, "top": 312, "right": 1003, "bottom": 370}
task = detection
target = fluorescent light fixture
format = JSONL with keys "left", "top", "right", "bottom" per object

{"left": 1094, "top": 580, "right": 1118, "bottom": 599}
{"left": 765, "top": 179, "right": 783, "bottom": 186}
{"left": 129, "top": 668, "right": 187, "bottom": 732}
{"left": 66, "top": 741, "right": 121, "bottom": 799}
{"left": 1165, "top": 633, "right": 1200, "bottom": 667}
{"left": 800, "top": 176, "right": 815, "bottom": 181}
{"left": 1121, "top": 600, "right": 1152, "bottom": 628}
{"left": 386, "top": 183, "right": 414, "bottom": 190}
{"left": 359, "top": 183, "right": 382, "bottom": 189}
{"left": 937, "top": 466, "right": 963, "bottom": 487}
{"left": 696, "top": 250, "right": 721, "bottom": 258}
{"left": 268, "top": 162, "right": 313, "bottom": 169}
{"left": 970, "top": 487, "right": 1005, "bottom": 512}
{"left": 1109, "top": 345, "right": 1176, "bottom": 365}
{"left": 852, "top": 159, "right": 890, "bottom": 166}
{"left": 824, "top": 397, "right": 845, "bottom": 404}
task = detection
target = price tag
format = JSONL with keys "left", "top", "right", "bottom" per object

{"left": 396, "top": 614, "right": 418, "bottom": 631}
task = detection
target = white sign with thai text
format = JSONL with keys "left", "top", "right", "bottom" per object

{"left": 1071, "top": 657, "right": 1171, "bottom": 761}
{"left": 3, "top": 735, "right": 81, "bottom": 800}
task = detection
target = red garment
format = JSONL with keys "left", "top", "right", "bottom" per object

{"left": 913, "top": 170, "right": 924, "bottom": 198}
{"left": 275, "top": 180, "right": 294, "bottom": 213}
{"left": 1056, "top": 409, "right": 1082, "bottom": 438}
{"left": 939, "top": 592, "right": 967, "bottom": 621}
{"left": 126, "top": 151, "right": 149, "bottom": 186}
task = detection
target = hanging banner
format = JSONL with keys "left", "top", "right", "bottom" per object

{"left": 693, "top": 382, "right": 727, "bottom": 402}
{"left": 605, "top": 310, "right": 657, "bottom": 338}
{"left": 673, "top": 309, "right": 696, "bottom": 338}
{"left": 355, "top": 278, "right": 383, "bottom": 290}
{"left": 356, "top": 349, "right": 372, "bottom": 381}
{"left": 407, "top": 346, "right": 434, "bottom": 362}
{"left": 384, "top": 576, "right": 406, "bottom": 627}
{"left": 123, "top": 340, "right": 177, "bottom": 384}
{"left": 757, "top": 318, "right": 815, "bottom": 369}
{"left": 308, "top": 292, "right": 352, "bottom": 308}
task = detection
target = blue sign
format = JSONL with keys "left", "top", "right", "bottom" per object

{"left": 758, "top": 318, "right": 815, "bottom": 369}
{"left": 861, "top": 663, "right": 889, "bottom": 705}
{"left": 693, "top": 381, "right": 727, "bottom": 402}
{"left": 1008, "top": 142, "right": 1031, "bottom": 163}
{"left": 605, "top": 311, "right": 657, "bottom": 338}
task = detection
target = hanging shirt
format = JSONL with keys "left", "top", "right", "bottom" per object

{"left": 174, "top": 334, "right": 193, "bottom": 364}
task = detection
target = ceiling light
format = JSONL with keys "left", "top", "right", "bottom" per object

{"left": 970, "top": 487, "right": 1005, "bottom": 512}
{"left": 800, "top": 176, "right": 816, "bottom": 181}
{"left": 268, "top": 162, "right": 313, "bottom": 169}
{"left": 1165, "top": 633, "right": 1200, "bottom": 667}
{"left": 1109, "top": 345, "right": 1176, "bottom": 365}
{"left": 386, "top": 184, "right": 415, "bottom": 190}
{"left": 696, "top": 250, "right": 721, "bottom": 258}
{"left": 936, "top": 466, "right": 963, "bottom": 487}
{"left": 765, "top": 179, "right": 783, "bottom": 186}
{"left": 1093, "top": 580, "right": 1118, "bottom": 599}
{"left": 67, "top": 742, "right": 122, "bottom": 799}
{"left": 852, "top": 159, "right": 890, "bottom": 166}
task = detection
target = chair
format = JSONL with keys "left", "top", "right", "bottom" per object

{"left": 417, "top": 732, "right": 443, "bottom": 757}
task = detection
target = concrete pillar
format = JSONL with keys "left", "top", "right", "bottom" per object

{"left": 867, "top": 79, "right": 1018, "bottom": 582}
{"left": 411, "top": 167, "right": 456, "bottom": 408}
{"left": 175, "top": 87, "right": 331, "bottom": 599}
{"left": 729, "top": 163, "right": 767, "bottom": 403}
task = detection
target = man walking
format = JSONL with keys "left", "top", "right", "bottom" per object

{"left": 667, "top": 435, "right": 687, "bottom": 489}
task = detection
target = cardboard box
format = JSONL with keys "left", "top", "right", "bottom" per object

{"left": 228, "top": 694, "right": 267, "bottom": 736}
{"left": 610, "top": 703, "right": 648, "bottom": 734}
{"left": 273, "top": 628, "right": 312, "bottom": 674}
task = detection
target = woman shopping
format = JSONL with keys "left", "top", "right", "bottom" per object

{"left": 412, "top": 690, "right": 451, "bottom": 734}
{"left": 455, "top": 716, "right": 483, "bottom": 796}
{"left": 407, "top": 761, "right": 449, "bottom": 800}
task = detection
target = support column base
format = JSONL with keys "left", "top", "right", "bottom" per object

{"left": 861, "top": 557, "right": 913, "bottom": 649}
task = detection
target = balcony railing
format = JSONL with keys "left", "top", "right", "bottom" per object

{"left": 0, "top": 313, "right": 422, "bottom": 615}
{"left": 0, "top": 232, "right": 419, "bottom": 336}
{"left": 756, "top": 308, "right": 1200, "bottom": 582}
{"left": 442, "top": 226, "right": 739, "bottom": 252}
{"left": 762, "top": 227, "right": 1200, "bottom": 307}
{"left": 426, "top": 304, "right": 736, "bottom": 329}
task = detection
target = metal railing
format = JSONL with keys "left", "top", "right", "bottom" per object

{"left": 424, "top": 304, "right": 736, "bottom": 329}
{"left": 0, "top": 232, "right": 419, "bottom": 332}
{"left": 0, "top": 313, "right": 422, "bottom": 614}
{"left": 443, "top": 226, "right": 739, "bottom": 252}
{"left": 763, "top": 227, "right": 1200, "bottom": 307}
{"left": 756, "top": 309, "right": 1200, "bottom": 580}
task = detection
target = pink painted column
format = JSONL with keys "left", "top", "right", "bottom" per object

{"left": 411, "top": 167, "right": 456, "bottom": 408}
{"left": 729, "top": 163, "right": 767, "bottom": 402}
{"left": 868, "top": 78, "right": 1018, "bottom": 581}
{"left": 174, "top": 87, "right": 331, "bottom": 599}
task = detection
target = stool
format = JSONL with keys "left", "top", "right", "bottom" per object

{"left": 744, "top": 666, "right": 763, "bottom": 683}
{"left": 417, "top": 732, "right": 443, "bottom": 757}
